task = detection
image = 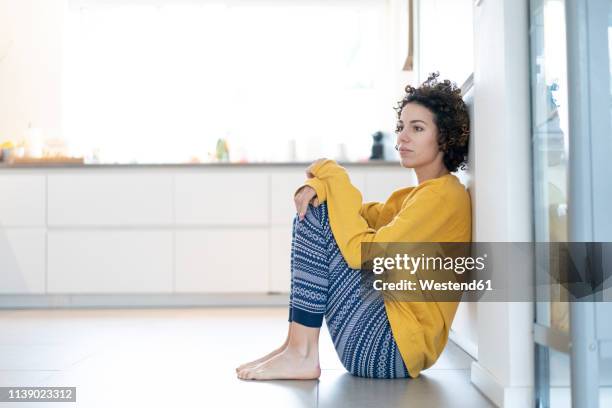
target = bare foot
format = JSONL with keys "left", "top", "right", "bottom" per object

{"left": 235, "top": 341, "right": 288, "bottom": 373}
{"left": 237, "top": 346, "right": 321, "bottom": 380}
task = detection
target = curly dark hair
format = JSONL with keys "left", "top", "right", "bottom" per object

{"left": 393, "top": 72, "right": 470, "bottom": 172}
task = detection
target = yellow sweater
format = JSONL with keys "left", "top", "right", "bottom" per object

{"left": 295, "top": 159, "right": 472, "bottom": 378}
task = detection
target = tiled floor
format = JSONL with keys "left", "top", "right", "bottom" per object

{"left": 0, "top": 307, "right": 495, "bottom": 408}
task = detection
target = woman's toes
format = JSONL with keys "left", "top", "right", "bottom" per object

{"left": 240, "top": 349, "right": 321, "bottom": 380}
{"left": 238, "top": 367, "right": 250, "bottom": 380}
{"left": 234, "top": 345, "right": 287, "bottom": 374}
{"left": 239, "top": 367, "right": 253, "bottom": 380}
{"left": 236, "top": 360, "right": 257, "bottom": 373}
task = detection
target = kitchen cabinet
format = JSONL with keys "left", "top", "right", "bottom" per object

{"left": 48, "top": 173, "right": 173, "bottom": 226}
{"left": 270, "top": 172, "right": 307, "bottom": 226}
{"left": 0, "top": 228, "right": 45, "bottom": 294}
{"left": 0, "top": 175, "right": 45, "bottom": 226}
{"left": 364, "top": 169, "right": 416, "bottom": 202}
{"left": 0, "top": 163, "right": 410, "bottom": 302}
{"left": 175, "top": 172, "right": 268, "bottom": 226}
{"left": 269, "top": 226, "right": 293, "bottom": 293}
{"left": 175, "top": 228, "right": 268, "bottom": 293}
{"left": 47, "top": 230, "right": 173, "bottom": 293}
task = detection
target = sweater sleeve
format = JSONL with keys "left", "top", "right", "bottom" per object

{"left": 293, "top": 159, "right": 354, "bottom": 203}
{"left": 360, "top": 202, "right": 384, "bottom": 228}
{"left": 294, "top": 178, "right": 327, "bottom": 202}
{"left": 309, "top": 159, "right": 452, "bottom": 269}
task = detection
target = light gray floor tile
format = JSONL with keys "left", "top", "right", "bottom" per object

{"left": 428, "top": 340, "right": 474, "bottom": 370}
{"left": 318, "top": 369, "right": 495, "bottom": 408}
{"left": 0, "top": 307, "right": 496, "bottom": 408}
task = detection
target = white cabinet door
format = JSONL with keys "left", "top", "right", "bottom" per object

{"left": 363, "top": 168, "right": 415, "bottom": 202}
{"left": 270, "top": 167, "right": 368, "bottom": 226}
{"left": 345, "top": 168, "right": 367, "bottom": 197}
{"left": 0, "top": 228, "right": 45, "bottom": 294}
{"left": 270, "top": 171, "right": 306, "bottom": 226}
{"left": 175, "top": 228, "right": 268, "bottom": 293}
{"left": 47, "top": 230, "right": 173, "bottom": 293}
{"left": 175, "top": 173, "right": 268, "bottom": 225}
{"left": 47, "top": 173, "right": 173, "bottom": 226}
{"left": 0, "top": 175, "right": 46, "bottom": 227}
{"left": 269, "top": 226, "right": 293, "bottom": 293}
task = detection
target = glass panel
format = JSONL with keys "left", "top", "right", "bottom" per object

{"left": 600, "top": 4, "right": 612, "bottom": 407}
{"left": 549, "top": 348, "right": 572, "bottom": 408}
{"left": 530, "top": 0, "right": 570, "bottom": 331}
{"left": 609, "top": 1, "right": 612, "bottom": 127}
{"left": 530, "top": 0, "right": 572, "bottom": 406}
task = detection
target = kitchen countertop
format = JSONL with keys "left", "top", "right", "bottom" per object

{"left": 0, "top": 160, "right": 402, "bottom": 169}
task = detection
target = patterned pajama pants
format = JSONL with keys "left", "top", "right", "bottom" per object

{"left": 288, "top": 201, "right": 410, "bottom": 379}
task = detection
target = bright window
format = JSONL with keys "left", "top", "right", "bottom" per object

{"left": 63, "top": 0, "right": 398, "bottom": 163}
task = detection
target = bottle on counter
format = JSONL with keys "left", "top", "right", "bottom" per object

{"left": 25, "top": 125, "right": 44, "bottom": 158}
{"left": 215, "top": 138, "right": 230, "bottom": 162}
{"left": 335, "top": 142, "right": 349, "bottom": 162}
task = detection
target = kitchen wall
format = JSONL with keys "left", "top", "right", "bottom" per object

{"left": 410, "top": 0, "right": 478, "bottom": 361}
{"left": 415, "top": 0, "right": 474, "bottom": 85}
{"left": 471, "top": 0, "right": 534, "bottom": 406}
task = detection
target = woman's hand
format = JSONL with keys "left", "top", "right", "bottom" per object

{"left": 294, "top": 185, "right": 319, "bottom": 221}
{"left": 295, "top": 158, "right": 327, "bottom": 220}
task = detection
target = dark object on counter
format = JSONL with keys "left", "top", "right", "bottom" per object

{"left": 369, "top": 131, "right": 385, "bottom": 160}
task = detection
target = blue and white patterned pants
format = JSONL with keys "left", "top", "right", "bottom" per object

{"left": 288, "top": 201, "right": 410, "bottom": 379}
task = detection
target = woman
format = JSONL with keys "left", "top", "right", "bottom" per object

{"left": 236, "top": 72, "right": 471, "bottom": 380}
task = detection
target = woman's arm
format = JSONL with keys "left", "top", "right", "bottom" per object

{"left": 360, "top": 202, "right": 384, "bottom": 228}
{"left": 307, "top": 159, "right": 453, "bottom": 269}
{"left": 294, "top": 159, "right": 384, "bottom": 228}
{"left": 293, "top": 158, "right": 355, "bottom": 205}
{"left": 295, "top": 161, "right": 381, "bottom": 227}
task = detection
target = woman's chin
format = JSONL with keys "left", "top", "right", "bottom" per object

{"left": 399, "top": 158, "right": 414, "bottom": 168}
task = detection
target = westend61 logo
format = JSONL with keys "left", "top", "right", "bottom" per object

{"left": 371, "top": 253, "right": 488, "bottom": 275}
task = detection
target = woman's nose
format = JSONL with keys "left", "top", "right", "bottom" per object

{"left": 396, "top": 133, "right": 410, "bottom": 147}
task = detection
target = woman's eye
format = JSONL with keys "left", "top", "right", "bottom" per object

{"left": 414, "top": 126, "right": 424, "bottom": 132}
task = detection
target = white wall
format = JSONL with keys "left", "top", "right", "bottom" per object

{"left": 415, "top": 0, "right": 474, "bottom": 85}
{"left": 411, "top": 0, "right": 479, "bottom": 360}
{"left": 0, "top": 0, "right": 66, "bottom": 142}
{"left": 470, "top": 0, "right": 534, "bottom": 407}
